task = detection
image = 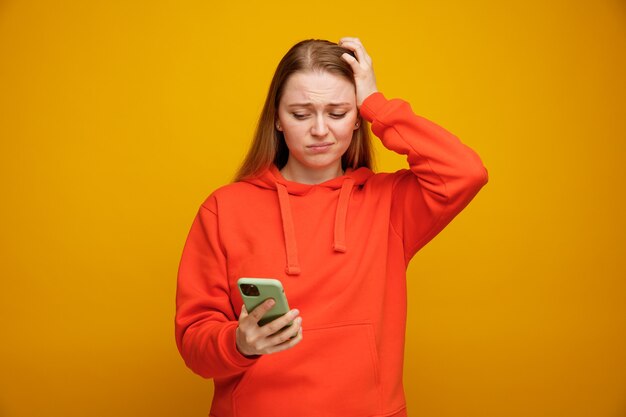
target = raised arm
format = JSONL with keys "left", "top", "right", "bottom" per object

{"left": 361, "top": 93, "right": 488, "bottom": 261}
{"left": 341, "top": 37, "right": 488, "bottom": 262}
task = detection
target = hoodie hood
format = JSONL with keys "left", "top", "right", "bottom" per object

{"left": 243, "top": 165, "right": 374, "bottom": 276}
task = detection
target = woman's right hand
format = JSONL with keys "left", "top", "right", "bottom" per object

{"left": 235, "top": 299, "right": 303, "bottom": 356}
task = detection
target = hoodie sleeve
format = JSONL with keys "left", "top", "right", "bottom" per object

{"left": 360, "top": 92, "right": 488, "bottom": 263}
{"left": 175, "top": 196, "right": 258, "bottom": 379}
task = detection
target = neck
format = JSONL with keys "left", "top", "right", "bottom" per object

{"left": 280, "top": 161, "right": 344, "bottom": 184}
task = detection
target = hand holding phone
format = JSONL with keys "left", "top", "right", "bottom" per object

{"left": 238, "top": 278, "right": 291, "bottom": 326}
{"left": 235, "top": 278, "right": 303, "bottom": 356}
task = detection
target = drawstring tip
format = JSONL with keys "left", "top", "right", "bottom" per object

{"left": 333, "top": 243, "right": 347, "bottom": 253}
{"left": 285, "top": 265, "right": 301, "bottom": 276}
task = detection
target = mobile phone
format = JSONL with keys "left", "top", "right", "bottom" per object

{"left": 237, "top": 278, "right": 291, "bottom": 327}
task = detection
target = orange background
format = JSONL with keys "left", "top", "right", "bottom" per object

{"left": 1, "top": 1, "right": 625, "bottom": 416}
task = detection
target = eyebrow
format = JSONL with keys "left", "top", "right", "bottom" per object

{"left": 286, "top": 102, "right": 352, "bottom": 108}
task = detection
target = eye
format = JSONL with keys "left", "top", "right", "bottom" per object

{"left": 329, "top": 113, "right": 347, "bottom": 119}
{"left": 292, "top": 113, "right": 310, "bottom": 120}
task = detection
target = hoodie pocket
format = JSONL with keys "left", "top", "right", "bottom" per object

{"left": 232, "top": 322, "right": 382, "bottom": 417}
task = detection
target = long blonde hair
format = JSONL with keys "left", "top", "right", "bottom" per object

{"left": 234, "top": 39, "right": 374, "bottom": 182}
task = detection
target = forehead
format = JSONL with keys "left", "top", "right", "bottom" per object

{"left": 280, "top": 71, "right": 355, "bottom": 105}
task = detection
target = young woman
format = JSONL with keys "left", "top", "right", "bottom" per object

{"left": 175, "top": 37, "right": 488, "bottom": 417}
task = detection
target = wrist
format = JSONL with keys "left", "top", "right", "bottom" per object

{"left": 359, "top": 91, "right": 386, "bottom": 122}
{"left": 235, "top": 327, "right": 261, "bottom": 358}
{"left": 358, "top": 87, "right": 378, "bottom": 107}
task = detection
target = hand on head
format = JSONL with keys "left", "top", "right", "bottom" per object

{"left": 339, "top": 37, "right": 378, "bottom": 107}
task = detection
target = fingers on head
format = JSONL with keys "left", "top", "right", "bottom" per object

{"left": 341, "top": 52, "right": 357, "bottom": 67}
{"left": 339, "top": 39, "right": 364, "bottom": 51}
{"left": 341, "top": 44, "right": 369, "bottom": 66}
{"left": 339, "top": 37, "right": 361, "bottom": 45}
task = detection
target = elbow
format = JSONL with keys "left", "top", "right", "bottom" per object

{"left": 462, "top": 160, "right": 489, "bottom": 194}
{"left": 188, "top": 361, "right": 213, "bottom": 380}
{"left": 176, "top": 323, "right": 214, "bottom": 379}
{"left": 474, "top": 165, "right": 489, "bottom": 189}
{"left": 179, "top": 337, "right": 214, "bottom": 379}
{"left": 453, "top": 163, "right": 488, "bottom": 206}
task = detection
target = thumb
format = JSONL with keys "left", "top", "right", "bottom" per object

{"left": 240, "top": 304, "right": 249, "bottom": 320}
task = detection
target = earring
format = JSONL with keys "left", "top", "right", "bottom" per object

{"left": 276, "top": 122, "right": 282, "bottom": 131}
{"left": 355, "top": 121, "right": 360, "bottom": 128}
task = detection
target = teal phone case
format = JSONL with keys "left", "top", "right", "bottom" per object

{"left": 237, "top": 278, "right": 291, "bottom": 326}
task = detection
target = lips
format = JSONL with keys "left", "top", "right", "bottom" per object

{"left": 306, "top": 143, "right": 334, "bottom": 153}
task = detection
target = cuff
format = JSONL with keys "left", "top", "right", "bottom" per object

{"left": 221, "top": 321, "right": 260, "bottom": 368}
{"left": 359, "top": 91, "right": 387, "bottom": 123}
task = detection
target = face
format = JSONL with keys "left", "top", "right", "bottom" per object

{"left": 276, "top": 71, "right": 359, "bottom": 179}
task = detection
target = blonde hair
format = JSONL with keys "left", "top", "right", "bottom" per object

{"left": 234, "top": 39, "right": 374, "bottom": 182}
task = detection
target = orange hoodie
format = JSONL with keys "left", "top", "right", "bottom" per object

{"left": 175, "top": 92, "right": 488, "bottom": 417}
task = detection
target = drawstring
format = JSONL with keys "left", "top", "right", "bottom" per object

{"left": 276, "top": 179, "right": 354, "bottom": 276}
{"left": 333, "top": 178, "right": 354, "bottom": 253}
{"left": 276, "top": 183, "right": 301, "bottom": 276}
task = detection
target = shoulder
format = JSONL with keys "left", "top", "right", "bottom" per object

{"left": 200, "top": 181, "right": 266, "bottom": 212}
{"left": 364, "top": 169, "right": 413, "bottom": 189}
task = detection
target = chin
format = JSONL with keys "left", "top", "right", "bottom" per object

{"left": 305, "top": 158, "right": 342, "bottom": 170}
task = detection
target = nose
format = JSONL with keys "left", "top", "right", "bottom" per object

{"left": 310, "top": 115, "right": 329, "bottom": 138}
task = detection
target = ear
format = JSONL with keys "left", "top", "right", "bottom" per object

{"left": 353, "top": 118, "right": 361, "bottom": 131}
{"left": 276, "top": 120, "right": 283, "bottom": 131}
